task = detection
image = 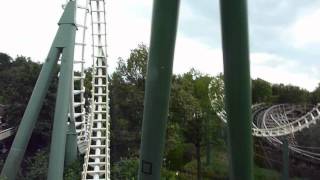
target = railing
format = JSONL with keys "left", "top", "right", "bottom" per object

{"left": 0, "top": 127, "right": 16, "bottom": 141}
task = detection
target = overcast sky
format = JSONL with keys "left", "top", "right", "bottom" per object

{"left": 0, "top": 0, "right": 319, "bottom": 91}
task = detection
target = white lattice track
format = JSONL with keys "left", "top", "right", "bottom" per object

{"left": 66, "top": 0, "right": 110, "bottom": 179}
{"left": 209, "top": 79, "right": 320, "bottom": 161}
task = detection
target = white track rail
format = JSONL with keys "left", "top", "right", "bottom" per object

{"left": 64, "top": 0, "right": 110, "bottom": 178}
{"left": 209, "top": 79, "right": 320, "bottom": 161}
{"left": 208, "top": 79, "right": 320, "bottom": 137}
{"left": 253, "top": 104, "right": 320, "bottom": 137}
{"left": 66, "top": 0, "right": 90, "bottom": 154}
{"left": 0, "top": 127, "right": 16, "bottom": 141}
{"left": 82, "top": 0, "right": 110, "bottom": 179}
{"left": 215, "top": 102, "right": 320, "bottom": 137}
{"left": 256, "top": 104, "right": 320, "bottom": 161}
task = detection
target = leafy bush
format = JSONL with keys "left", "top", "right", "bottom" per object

{"left": 166, "top": 143, "right": 194, "bottom": 171}
{"left": 253, "top": 166, "right": 280, "bottom": 180}
{"left": 23, "top": 150, "right": 49, "bottom": 180}
{"left": 112, "top": 158, "right": 139, "bottom": 179}
{"left": 64, "top": 158, "right": 82, "bottom": 180}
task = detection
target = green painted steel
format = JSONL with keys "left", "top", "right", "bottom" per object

{"left": 138, "top": 0, "right": 180, "bottom": 179}
{"left": 219, "top": 0, "right": 253, "bottom": 179}
{"left": 282, "top": 139, "right": 289, "bottom": 180}
{"left": 0, "top": 2, "right": 77, "bottom": 180}
{"left": 65, "top": 121, "right": 78, "bottom": 166}
{"left": 47, "top": 2, "right": 77, "bottom": 180}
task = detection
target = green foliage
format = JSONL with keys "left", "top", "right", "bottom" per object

{"left": 22, "top": 150, "right": 49, "bottom": 180}
{"left": 165, "top": 122, "right": 184, "bottom": 151}
{"left": 116, "top": 44, "right": 148, "bottom": 87}
{"left": 0, "top": 53, "right": 12, "bottom": 75}
{"left": 252, "top": 78, "right": 272, "bottom": 103}
{"left": 0, "top": 55, "right": 41, "bottom": 105}
{"left": 110, "top": 44, "right": 148, "bottom": 161}
{"left": 166, "top": 143, "right": 194, "bottom": 171}
{"left": 0, "top": 53, "right": 58, "bottom": 178}
{"left": 208, "top": 74, "right": 224, "bottom": 113}
{"left": 170, "top": 70, "right": 223, "bottom": 179}
{"left": 112, "top": 158, "right": 139, "bottom": 180}
{"left": 198, "top": 148, "right": 229, "bottom": 179}
{"left": 253, "top": 166, "right": 280, "bottom": 180}
{"left": 0, "top": 55, "right": 57, "bottom": 146}
{"left": 311, "top": 83, "right": 320, "bottom": 104}
{"left": 161, "top": 169, "right": 178, "bottom": 179}
{"left": 272, "top": 83, "right": 310, "bottom": 103}
{"left": 64, "top": 158, "right": 82, "bottom": 180}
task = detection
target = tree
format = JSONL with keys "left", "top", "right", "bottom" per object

{"left": 0, "top": 55, "right": 58, "bottom": 146}
{"left": 116, "top": 44, "right": 148, "bottom": 87}
{"left": 171, "top": 70, "right": 221, "bottom": 180}
{"left": 311, "top": 83, "right": 320, "bottom": 104}
{"left": 109, "top": 44, "right": 148, "bottom": 162}
{"left": 0, "top": 54, "right": 59, "bottom": 178}
{"left": 0, "top": 53, "right": 12, "bottom": 72}
{"left": 111, "top": 158, "right": 139, "bottom": 179}
{"left": 22, "top": 149, "right": 49, "bottom": 180}
{"left": 184, "top": 109, "right": 204, "bottom": 180}
{"left": 272, "top": 84, "right": 310, "bottom": 104}
{"left": 252, "top": 78, "right": 272, "bottom": 103}
{"left": 64, "top": 158, "right": 82, "bottom": 180}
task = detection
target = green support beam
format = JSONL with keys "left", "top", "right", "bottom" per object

{"left": 138, "top": 0, "right": 180, "bottom": 179}
{"left": 282, "top": 138, "right": 289, "bottom": 180}
{"left": 219, "top": 0, "right": 253, "bottom": 179}
{"left": 47, "top": 1, "right": 77, "bottom": 179}
{"left": 0, "top": 2, "right": 77, "bottom": 180}
{"left": 65, "top": 121, "right": 78, "bottom": 167}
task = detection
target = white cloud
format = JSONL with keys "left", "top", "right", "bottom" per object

{"left": 0, "top": 1, "right": 61, "bottom": 62}
{"left": 290, "top": 8, "right": 320, "bottom": 48}
{"left": 107, "top": 0, "right": 152, "bottom": 72}
{"left": 173, "top": 42, "right": 318, "bottom": 91}
{"left": 251, "top": 52, "right": 318, "bottom": 91}
{"left": 173, "top": 35, "right": 223, "bottom": 75}
{"left": 0, "top": 0, "right": 318, "bottom": 91}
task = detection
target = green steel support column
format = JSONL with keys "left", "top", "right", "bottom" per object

{"left": 219, "top": 0, "right": 253, "bottom": 179}
{"left": 0, "top": 47, "right": 60, "bottom": 180}
{"left": 65, "top": 121, "right": 78, "bottom": 166}
{"left": 47, "top": 47, "right": 75, "bottom": 180}
{"left": 138, "top": 0, "right": 180, "bottom": 179}
{"left": 46, "top": 1, "right": 77, "bottom": 180}
{"left": 282, "top": 138, "right": 289, "bottom": 180}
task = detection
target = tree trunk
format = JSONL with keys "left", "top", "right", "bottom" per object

{"left": 206, "top": 142, "right": 211, "bottom": 166}
{"left": 196, "top": 144, "right": 201, "bottom": 180}
{"left": 205, "top": 115, "right": 211, "bottom": 166}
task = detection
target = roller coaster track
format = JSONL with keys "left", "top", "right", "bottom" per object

{"left": 209, "top": 78, "right": 320, "bottom": 138}
{"left": 67, "top": 0, "right": 90, "bottom": 155}
{"left": 253, "top": 104, "right": 320, "bottom": 137}
{"left": 216, "top": 102, "right": 320, "bottom": 161}
{"left": 209, "top": 79, "right": 320, "bottom": 162}
{"left": 82, "top": 0, "right": 110, "bottom": 179}
{"left": 216, "top": 103, "right": 320, "bottom": 137}
{"left": 64, "top": 0, "right": 110, "bottom": 179}
{"left": 254, "top": 104, "right": 320, "bottom": 161}
{"left": 0, "top": 128, "right": 15, "bottom": 141}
